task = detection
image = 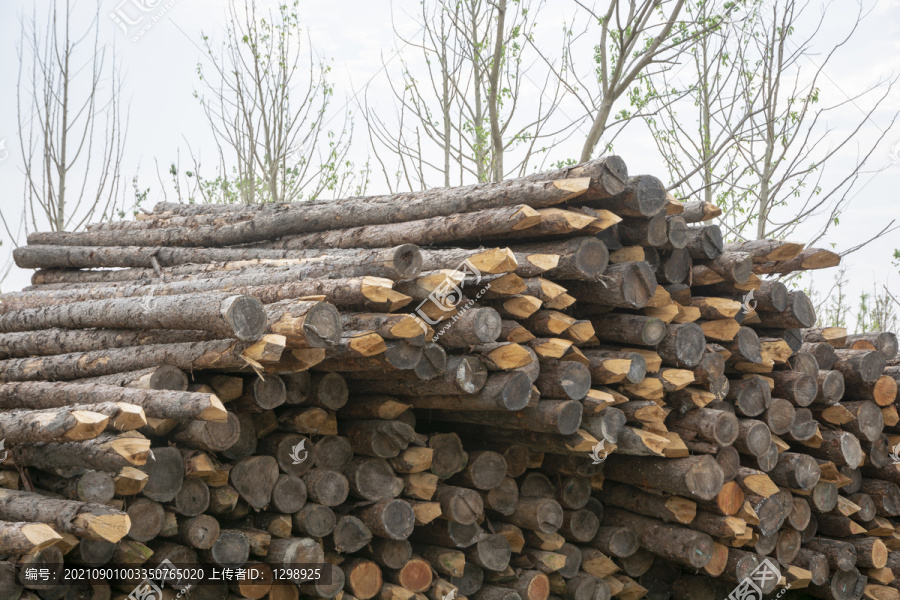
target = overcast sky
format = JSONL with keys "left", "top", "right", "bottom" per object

{"left": 1, "top": 0, "right": 899, "bottom": 329}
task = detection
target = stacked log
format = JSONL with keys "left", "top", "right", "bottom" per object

{"left": 0, "top": 155, "right": 894, "bottom": 600}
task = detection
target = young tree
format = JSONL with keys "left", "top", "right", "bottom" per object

{"left": 562, "top": 0, "right": 718, "bottom": 162}
{"left": 365, "top": 0, "right": 576, "bottom": 190}
{"left": 191, "top": 0, "right": 360, "bottom": 204}
{"left": 644, "top": 0, "right": 898, "bottom": 248}
{"left": 11, "top": 0, "right": 127, "bottom": 234}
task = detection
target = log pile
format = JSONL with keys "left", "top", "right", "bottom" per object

{"left": 0, "top": 156, "right": 896, "bottom": 600}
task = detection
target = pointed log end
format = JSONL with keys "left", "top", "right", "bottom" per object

{"left": 66, "top": 411, "right": 110, "bottom": 441}
{"left": 107, "top": 435, "right": 152, "bottom": 465}
{"left": 22, "top": 523, "right": 63, "bottom": 551}
{"left": 114, "top": 466, "right": 149, "bottom": 496}
{"left": 553, "top": 176, "right": 591, "bottom": 199}
{"left": 112, "top": 403, "right": 148, "bottom": 431}
{"left": 243, "top": 334, "right": 287, "bottom": 363}
{"left": 512, "top": 206, "right": 543, "bottom": 230}
{"left": 80, "top": 513, "right": 131, "bottom": 543}
{"left": 200, "top": 395, "right": 228, "bottom": 422}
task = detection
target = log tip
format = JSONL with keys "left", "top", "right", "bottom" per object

{"left": 66, "top": 411, "right": 110, "bottom": 441}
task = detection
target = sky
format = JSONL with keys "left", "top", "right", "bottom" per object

{"left": 0, "top": 0, "right": 899, "bottom": 330}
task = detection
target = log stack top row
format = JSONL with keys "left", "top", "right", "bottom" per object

{"left": 0, "top": 156, "right": 896, "bottom": 600}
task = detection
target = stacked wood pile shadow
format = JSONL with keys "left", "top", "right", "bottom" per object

{"left": 0, "top": 155, "right": 897, "bottom": 600}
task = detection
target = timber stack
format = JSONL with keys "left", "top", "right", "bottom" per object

{"left": 0, "top": 155, "right": 897, "bottom": 600}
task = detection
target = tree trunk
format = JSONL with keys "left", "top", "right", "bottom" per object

{"left": 31, "top": 174, "right": 593, "bottom": 248}
{"left": 602, "top": 454, "right": 724, "bottom": 501}
{"left": 0, "top": 489, "right": 129, "bottom": 543}
{"left": 0, "top": 293, "right": 266, "bottom": 341}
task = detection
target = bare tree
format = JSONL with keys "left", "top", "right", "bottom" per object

{"left": 10, "top": 0, "right": 127, "bottom": 235}
{"left": 192, "top": 0, "right": 360, "bottom": 205}
{"left": 365, "top": 0, "right": 576, "bottom": 190}
{"left": 562, "top": 0, "right": 718, "bottom": 162}
{"left": 645, "top": 0, "right": 898, "bottom": 249}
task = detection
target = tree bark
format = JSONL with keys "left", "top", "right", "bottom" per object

{"left": 0, "top": 381, "right": 226, "bottom": 423}
{"left": 0, "top": 489, "right": 130, "bottom": 543}
{"left": 602, "top": 454, "right": 724, "bottom": 501}
{"left": 566, "top": 262, "right": 657, "bottom": 309}
{"left": 0, "top": 293, "right": 266, "bottom": 341}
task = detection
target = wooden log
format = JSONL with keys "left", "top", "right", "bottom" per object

{"left": 509, "top": 237, "right": 609, "bottom": 282}
{"left": 0, "top": 293, "right": 267, "bottom": 347}
{"left": 0, "top": 521, "right": 62, "bottom": 556}
{"left": 667, "top": 408, "right": 739, "bottom": 446}
{"left": 567, "top": 262, "right": 657, "bottom": 309}
{"left": 842, "top": 401, "right": 886, "bottom": 443}
{"left": 2, "top": 274, "right": 410, "bottom": 314}
{"left": 603, "top": 507, "right": 713, "bottom": 569}
{"left": 807, "top": 566, "right": 867, "bottom": 600}
{"left": 30, "top": 169, "right": 596, "bottom": 247}
{"left": 725, "top": 376, "right": 771, "bottom": 417}
{"left": 354, "top": 499, "right": 416, "bottom": 540}
{"left": 600, "top": 481, "right": 695, "bottom": 524}
{"left": 265, "top": 299, "right": 342, "bottom": 348}
{"left": 0, "top": 327, "right": 219, "bottom": 360}
{"left": 835, "top": 349, "right": 888, "bottom": 386}
{"left": 806, "top": 538, "right": 858, "bottom": 571}
{"left": 602, "top": 454, "right": 724, "bottom": 501}
{"left": 0, "top": 489, "right": 129, "bottom": 543}
{"left": 860, "top": 479, "right": 900, "bottom": 517}
{"left": 0, "top": 336, "right": 288, "bottom": 382}
{"left": 586, "top": 314, "right": 666, "bottom": 347}
{"left": 847, "top": 332, "right": 899, "bottom": 360}
{"left": 400, "top": 371, "right": 532, "bottom": 412}
{"left": 0, "top": 381, "right": 225, "bottom": 425}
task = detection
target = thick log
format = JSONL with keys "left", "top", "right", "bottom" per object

{"left": 842, "top": 401, "right": 886, "bottom": 443}
{"left": 600, "top": 481, "right": 695, "bottom": 524}
{"left": 30, "top": 168, "right": 598, "bottom": 246}
{"left": 793, "top": 549, "right": 830, "bottom": 586}
{"left": 725, "top": 376, "right": 771, "bottom": 417}
{"left": 292, "top": 503, "right": 336, "bottom": 537}
{"left": 354, "top": 498, "right": 416, "bottom": 540}
{"left": 835, "top": 350, "right": 887, "bottom": 386}
{"left": 0, "top": 338, "right": 283, "bottom": 382}
{"left": 0, "top": 489, "right": 129, "bottom": 543}
{"left": 0, "top": 521, "right": 62, "bottom": 556}
{"left": 0, "top": 327, "right": 219, "bottom": 359}
{"left": 655, "top": 323, "right": 706, "bottom": 369}
{"left": 668, "top": 408, "right": 739, "bottom": 447}
{"left": 503, "top": 240, "right": 609, "bottom": 287}
{"left": 11, "top": 432, "right": 150, "bottom": 477}
{"left": 860, "top": 479, "right": 900, "bottom": 517}
{"left": 618, "top": 214, "right": 668, "bottom": 247}
{"left": 0, "top": 381, "right": 225, "bottom": 424}
{"left": 847, "top": 332, "right": 899, "bottom": 360}
{"left": 2, "top": 275, "right": 409, "bottom": 314}
{"left": 656, "top": 248, "right": 693, "bottom": 284}
{"left": 400, "top": 371, "right": 532, "bottom": 412}
{"left": 586, "top": 314, "right": 666, "bottom": 346}
{"left": 566, "top": 262, "right": 657, "bottom": 309}
{"left": 172, "top": 412, "right": 241, "bottom": 453}
{"left": 602, "top": 454, "right": 724, "bottom": 501}
{"left": 753, "top": 290, "right": 817, "bottom": 329}
{"left": 0, "top": 293, "right": 266, "bottom": 342}
{"left": 602, "top": 507, "right": 713, "bottom": 569}
{"left": 341, "top": 558, "right": 383, "bottom": 599}
{"left": 684, "top": 225, "right": 724, "bottom": 260}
